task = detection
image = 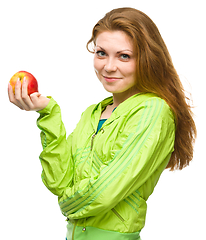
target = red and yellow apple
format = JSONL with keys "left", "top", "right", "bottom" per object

{"left": 9, "top": 71, "right": 38, "bottom": 95}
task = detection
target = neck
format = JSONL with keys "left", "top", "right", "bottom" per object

{"left": 112, "top": 87, "right": 140, "bottom": 107}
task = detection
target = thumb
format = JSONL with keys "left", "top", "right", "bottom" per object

{"left": 30, "top": 92, "right": 41, "bottom": 98}
{"left": 30, "top": 92, "right": 42, "bottom": 105}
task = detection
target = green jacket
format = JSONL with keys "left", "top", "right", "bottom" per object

{"left": 37, "top": 93, "right": 175, "bottom": 240}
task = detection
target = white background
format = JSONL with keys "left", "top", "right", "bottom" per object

{"left": 1, "top": 0, "right": 205, "bottom": 239}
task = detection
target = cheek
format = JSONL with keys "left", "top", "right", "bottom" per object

{"left": 93, "top": 58, "right": 102, "bottom": 81}
{"left": 93, "top": 57, "right": 101, "bottom": 73}
{"left": 124, "top": 62, "right": 136, "bottom": 77}
{"left": 120, "top": 65, "right": 134, "bottom": 77}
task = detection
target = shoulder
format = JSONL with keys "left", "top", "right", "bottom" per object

{"left": 127, "top": 93, "right": 173, "bottom": 118}
{"left": 123, "top": 93, "right": 176, "bottom": 132}
{"left": 151, "top": 96, "right": 174, "bottom": 124}
{"left": 139, "top": 94, "right": 176, "bottom": 135}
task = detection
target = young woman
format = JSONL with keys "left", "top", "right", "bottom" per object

{"left": 8, "top": 7, "right": 196, "bottom": 240}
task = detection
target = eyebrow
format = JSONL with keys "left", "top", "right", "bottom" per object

{"left": 96, "top": 45, "right": 133, "bottom": 53}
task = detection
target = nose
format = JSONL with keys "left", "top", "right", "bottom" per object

{"left": 104, "top": 57, "right": 117, "bottom": 72}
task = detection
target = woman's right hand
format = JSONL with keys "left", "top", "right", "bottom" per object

{"left": 8, "top": 77, "right": 50, "bottom": 112}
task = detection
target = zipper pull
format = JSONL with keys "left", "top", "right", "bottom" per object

{"left": 91, "top": 133, "right": 96, "bottom": 150}
{"left": 82, "top": 218, "right": 87, "bottom": 232}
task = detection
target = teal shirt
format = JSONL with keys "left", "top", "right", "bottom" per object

{"left": 96, "top": 107, "right": 116, "bottom": 133}
{"left": 96, "top": 119, "right": 107, "bottom": 133}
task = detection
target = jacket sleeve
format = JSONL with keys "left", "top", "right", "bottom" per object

{"left": 37, "top": 97, "right": 74, "bottom": 196}
{"left": 58, "top": 98, "right": 176, "bottom": 219}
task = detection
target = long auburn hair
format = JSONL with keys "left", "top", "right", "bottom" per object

{"left": 87, "top": 7, "right": 197, "bottom": 171}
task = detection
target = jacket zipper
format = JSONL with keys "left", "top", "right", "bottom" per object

{"left": 80, "top": 127, "right": 104, "bottom": 179}
{"left": 80, "top": 131, "right": 96, "bottom": 179}
{"left": 90, "top": 132, "right": 96, "bottom": 150}
{"left": 111, "top": 208, "right": 125, "bottom": 222}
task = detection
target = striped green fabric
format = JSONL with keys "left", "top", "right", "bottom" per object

{"left": 37, "top": 93, "right": 175, "bottom": 237}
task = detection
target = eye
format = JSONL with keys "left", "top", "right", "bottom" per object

{"left": 96, "top": 51, "right": 106, "bottom": 57}
{"left": 120, "top": 54, "right": 130, "bottom": 60}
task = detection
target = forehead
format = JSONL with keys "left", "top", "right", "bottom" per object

{"left": 95, "top": 31, "right": 134, "bottom": 51}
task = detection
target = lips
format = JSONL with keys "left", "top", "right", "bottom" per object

{"left": 103, "top": 75, "right": 121, "bottom": 83}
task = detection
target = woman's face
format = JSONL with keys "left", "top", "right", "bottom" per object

{"left": 94, "top": 31, "right": 138, "bottom": 96}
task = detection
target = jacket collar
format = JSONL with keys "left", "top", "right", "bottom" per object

{"left": 91, "top": 93, "right": 151, "bottom": 131}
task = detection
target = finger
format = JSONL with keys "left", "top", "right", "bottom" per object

{"left": 30, "top": 92, "right": 41, "bottom": 102}
{"left": 30, "top": 92, "right": 41, "bottom": 97}
{"left": 15, "top": 78, "right": 30, "bottom": 111}
{"left": 30, "top": 92, "right": 41, "bottom": 110}
{"left": 21, "top": 77, "right": 34, "bottom": 109}
{"left": 14, "top": 78, "right": 22, "bottom": 100}
{"left": 8, "top": 81, "right": 24, "bottom": 109}
{"left": 22, "top": 77, "right": 28, "bottom": 96}
{"left": 8, "top": 83, "right": 15, "bottom": 102}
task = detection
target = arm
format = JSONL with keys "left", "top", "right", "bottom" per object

{"left": 37, "top": 98, "right": 74, "bottom": 196}
{"left": 8, "top": 78, "right": 73, "bottom": 196}
{"left": 58, "top": 98, "right": 176, "bottom": 219}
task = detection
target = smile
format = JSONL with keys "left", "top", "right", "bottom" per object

{"left": 103, "top": 75, "right": 121, "bottom": 82}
